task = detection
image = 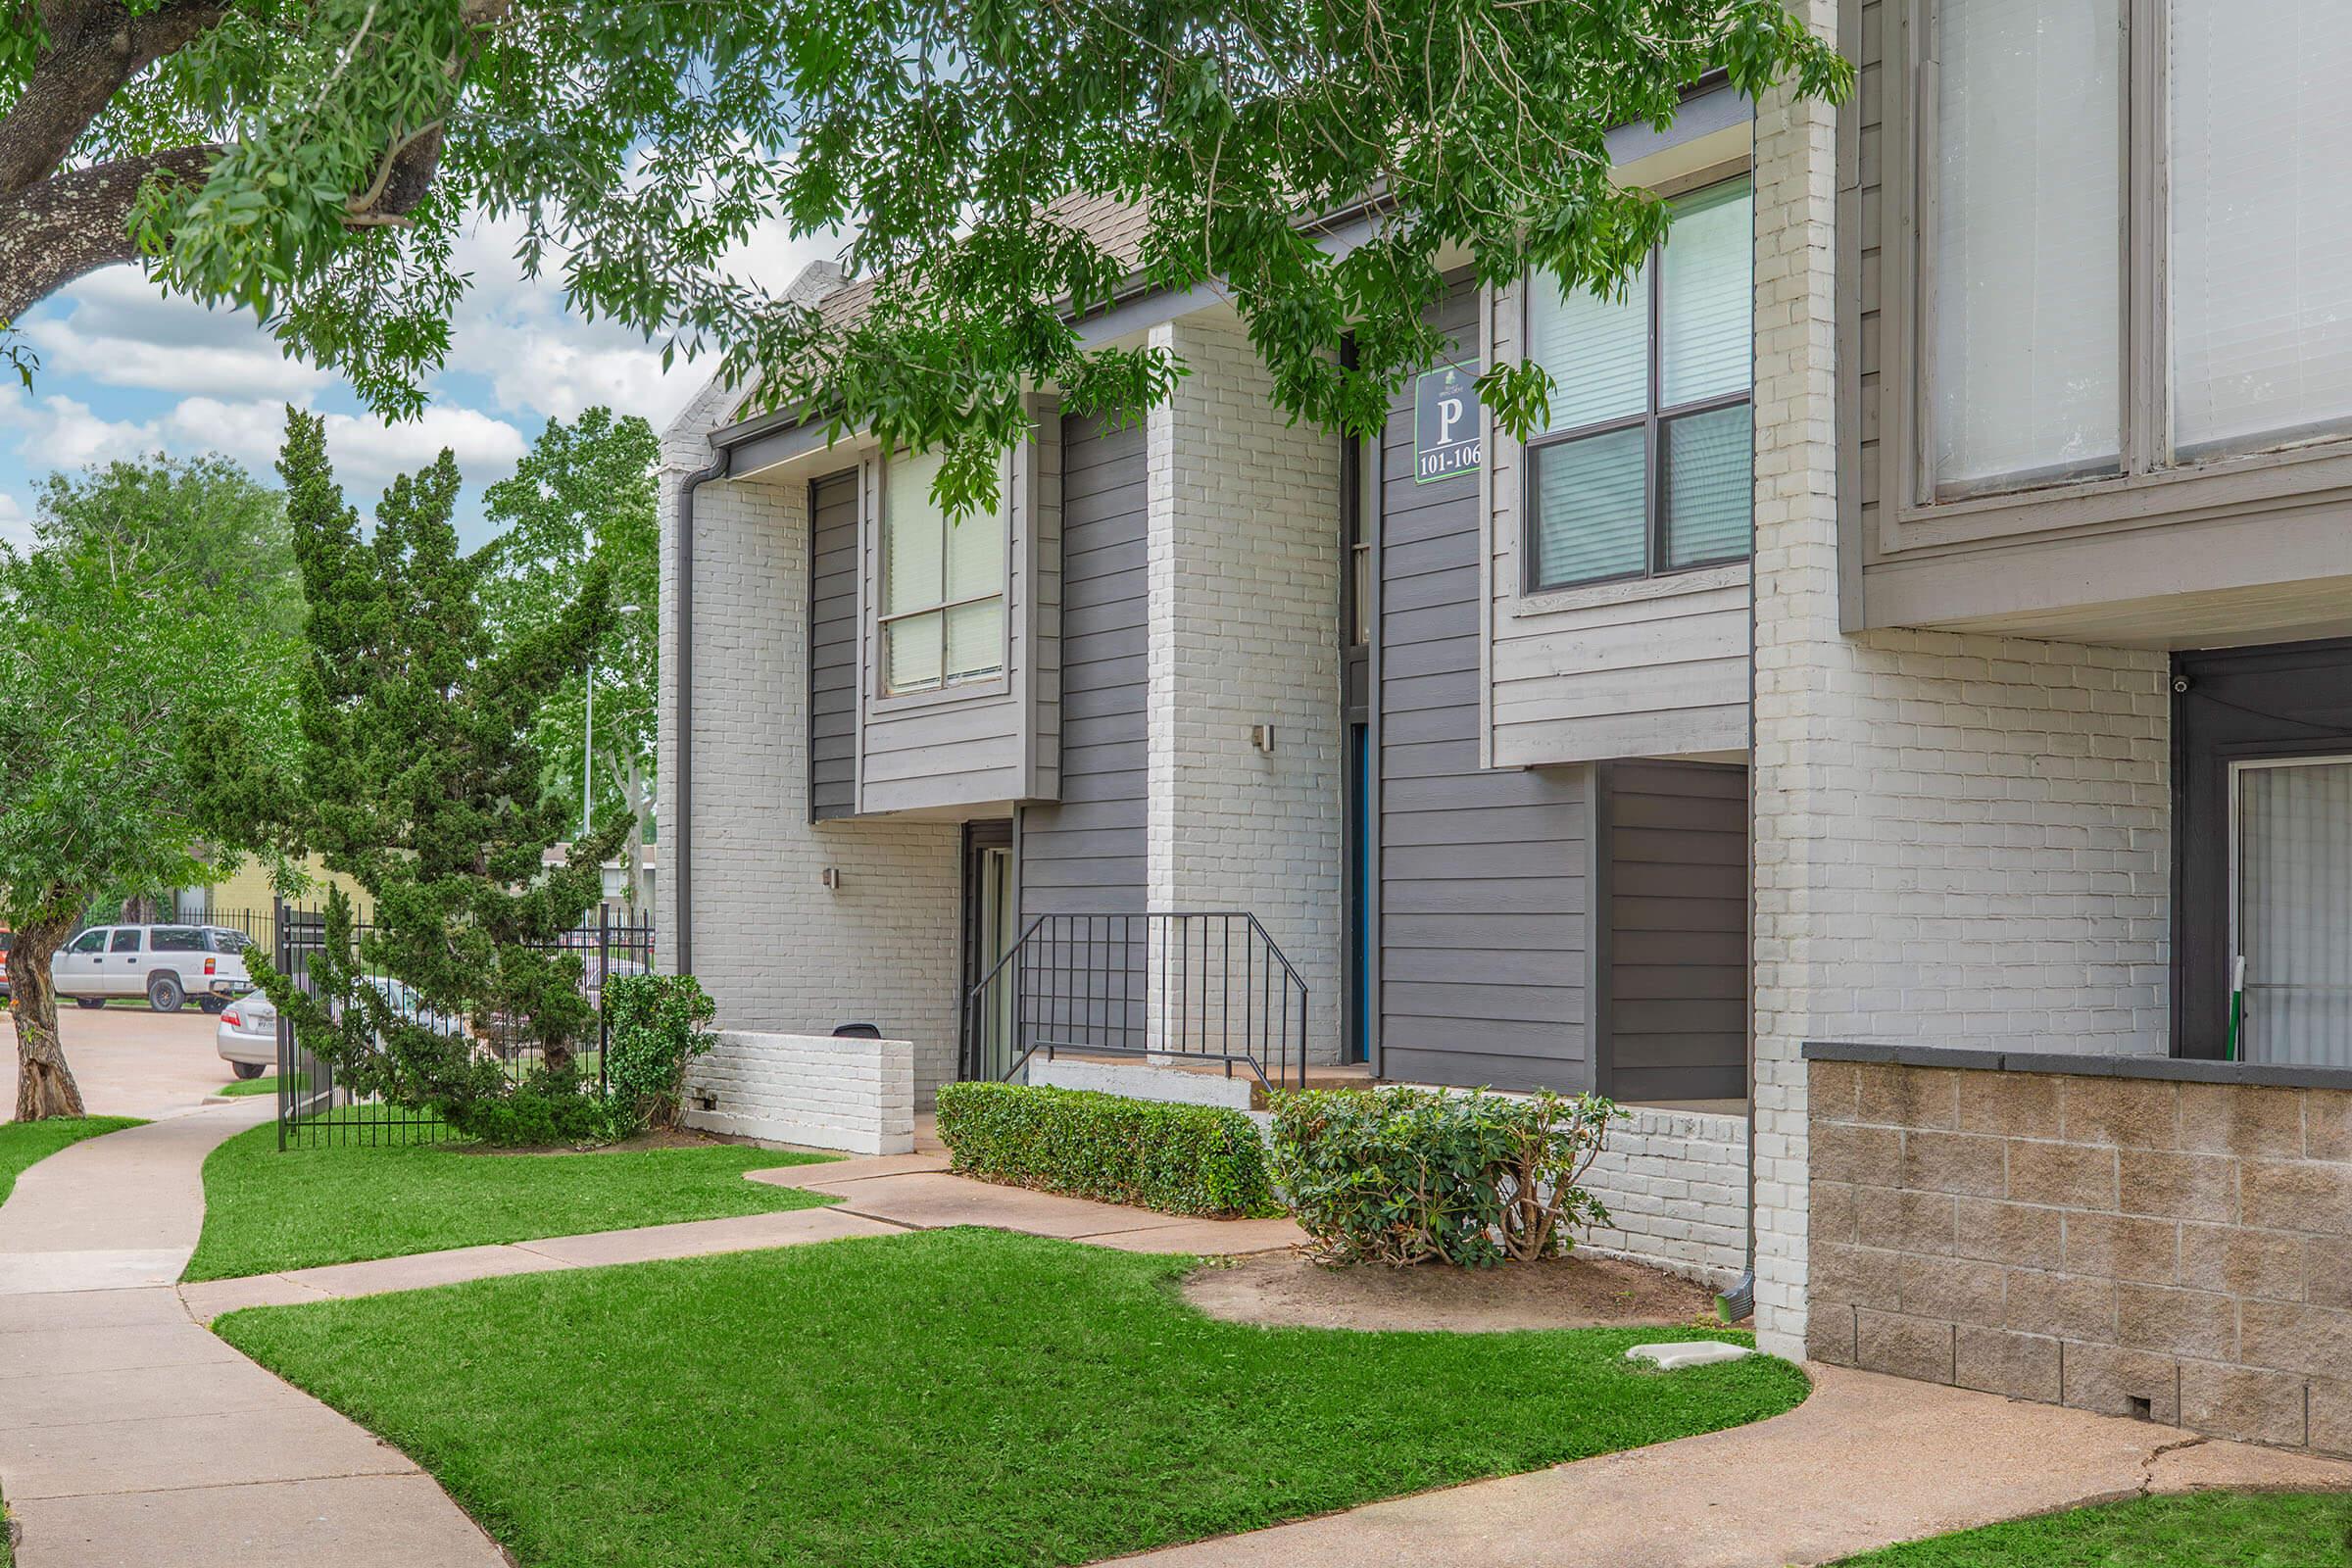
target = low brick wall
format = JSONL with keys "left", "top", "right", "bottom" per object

{"left": 1806, "top": 1045, "right": 2352, "bottom": 1454}
{"left": 681, "top": 1030, "right": 916, "bottom": 1154}
{"left": 1583, "top": 1105, "right": 1749, "bottom": 1286}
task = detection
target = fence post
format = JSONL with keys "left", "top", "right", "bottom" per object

{"left": 598, "top": 903, "right": 611, "bottom": 1095}
{"left": 272, "top": 893, "right": 287, "bottom": 1153}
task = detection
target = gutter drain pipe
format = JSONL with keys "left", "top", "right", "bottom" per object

{"left": 672, "top": 443, "right": 733, "bottom": 978}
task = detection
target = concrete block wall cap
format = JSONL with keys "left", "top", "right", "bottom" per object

{"left": 1805, "top": 1041, "right": 2352, "bottom": 1092}
{"left": 1626, "top": 1341, "right": 1758, "bottom": 1370}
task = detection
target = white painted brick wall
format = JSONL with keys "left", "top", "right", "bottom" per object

{"left": 682, "top": 1029, "right": 917, "bottom": 1154}
{"left": 1746, "top": 10, "right": 2173, "bottom": 1356}
{"left": 1146, "top": 310, "right": 1346, "bottom": 1065}
{"left": 659, "top": 406, "right": 966, "bottom": 1108}
{"left": 1582, "top": 1106, "right": 1750, "bottom": 1285}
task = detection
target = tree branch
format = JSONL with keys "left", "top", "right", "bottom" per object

{"left": 0, "top": 0, "right": 226, "bottom": 196}
{"left": 0, "top": 144, "right": 218, "bottom": 322}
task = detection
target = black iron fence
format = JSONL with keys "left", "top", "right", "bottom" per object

{"left": 267, "top": 904, "right": 656, "bottom": 1150}
{"left": 963, "top": 910, "right": 1309, "bottom": 1091}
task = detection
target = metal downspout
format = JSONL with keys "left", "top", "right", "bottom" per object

{"left": 673, "top": 446, "right": 732, "bottom": 977}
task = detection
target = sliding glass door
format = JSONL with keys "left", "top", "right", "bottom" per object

{"left": 2232, "top": 757, "right": 2352, "bottom": 1066}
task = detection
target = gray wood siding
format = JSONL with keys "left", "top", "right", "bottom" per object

{"left": 1018, "top": 412, "right": 1148, "bottom": 917}
{"left": 857, "top": 410, "right": 1062, "bottom": 813}
{"left": 1379, "top": 285, "right": 1593, "bottom": 1093}
{"left": 808, "top": 467, "right": 861, "bottom": 820}
{"left": 1480, "top": 156, "right": 1752, "bottom": 766}
{"left": 1600, "top": 760, "right": 1748, "bottom": 1102}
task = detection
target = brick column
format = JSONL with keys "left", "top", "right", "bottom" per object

{"left": 1146, "top": 310, "right": 1345, "bottom": 1064}
{"left": 1748, "top": 4, "right": 2172, "bottom": 1357}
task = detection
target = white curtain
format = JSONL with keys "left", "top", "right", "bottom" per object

{"left": 1932, "top": 0, "right": 2122, "bottom": 490}
{"left": 2170, "top": 0, "right": 2352, "bottom": 458}
{"left": 2237, "top": 761, "right": 2352, "bottom": 1066}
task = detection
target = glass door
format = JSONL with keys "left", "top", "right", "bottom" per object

{"left": 2231, "top": 756, "right": 2352, "bottom": 1066}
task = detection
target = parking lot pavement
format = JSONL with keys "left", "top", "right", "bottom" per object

{"left": 1, "top": 1005, "right": 239, "bottom": 1120}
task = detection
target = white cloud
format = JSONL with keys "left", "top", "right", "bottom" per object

{"left": 438, "top": 210, "right": 845, "bottom": 433}
{"left": 0, "top": 490, "right": 28, "bottom": 553}
{"left": 0, "top": 385, "right": 527, "bottom": 502}
{"left": 24, "top": 270, "right": 330, "bottom": 401}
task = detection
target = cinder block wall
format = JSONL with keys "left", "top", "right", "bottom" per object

{"left": 684, "top": 1030, "right": 917, "bottom": 1154}
{"left": 1810, "top": 1055, "right": 2352, "bottom": 1454}
{"left": 657, "top": 423, "right": 964, "bottom": 1107}
{"left": 1146, "top": 309, "right": 1345, "bottom": 1064}
{"left": 1746, "top": 0, "right": 2173, "bottom": 1359}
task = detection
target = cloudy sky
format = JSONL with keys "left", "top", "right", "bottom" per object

{"left": 0, "top": 214, "right": 841, "bottom": 553}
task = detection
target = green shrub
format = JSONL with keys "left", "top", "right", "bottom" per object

{"left": 935, "top": 1082, "right": 1278, "bottom": 1217}
{"left": 604, "top": 973, "right": 716, "bottom": 1130}
{"left": 1268, "top": 1085, "right": 1617, "bottom": 1266}
{"left": 442, "top": 1069, "right": 637, "bottom": 1148}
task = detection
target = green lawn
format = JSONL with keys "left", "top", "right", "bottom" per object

{"left": 215, "top": 1073, "right": 303, "bottom": 1099}
{"left": 187, "top": 1119, "right": 840, "bottom": 1280}
{"left": 218, "top": 1229, "right": 1809, "bottom": 1568}
{"left": 1838, "top": 1492, "right": 2352, "bottom": 1567}
{"left": 0, "top": 1116, "right": 143, "bottom": 1206}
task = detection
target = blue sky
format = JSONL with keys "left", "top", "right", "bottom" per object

{"left": 0, "top": 213, "right": 839, "bottom": 553}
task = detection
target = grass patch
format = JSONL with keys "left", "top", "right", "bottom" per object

{"left": 187, "top": 1117, "right": 839, "bottom": 1280}
{"left": 218, "top": 1229, "right": 1809, "bottom": 1568}
{"left": 1837, "top": 1491, "right": 2352, "bottom": 1567}
{"left": 216, "top": 1073, "right": 304, "bottom": 1099}
{"left": 0, "top": 1116, "right": 143, "bottom": 1206}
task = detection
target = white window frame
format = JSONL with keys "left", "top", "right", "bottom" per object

{"left": 874, "top": 451, "right": 1010, "bottom": 701}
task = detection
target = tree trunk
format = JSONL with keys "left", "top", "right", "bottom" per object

{"left": 12, "top": 913, "right": 86, "bottom": 1121}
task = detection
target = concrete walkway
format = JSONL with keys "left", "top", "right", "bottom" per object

{"left": 11, "top": 1118, "right": 2348, "bottom": 1568}
{"left": 0, "top": 1104, "right": 504, "bottom": 1568}
{"left": 180, "top": 1145, "right": 1308, "bottom": 1319}
{"left": 1108, "top": 1362, "right": 2352, "bottom": 1568}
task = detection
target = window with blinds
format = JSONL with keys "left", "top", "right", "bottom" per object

{"left": 2233, "top": 758, "right": 2352, "bottom": 1067}
{"left": 1925, "top": 0, "right": 2352, "bottom": 495}
{"left": 880, "top": 447, "right": 1006, "bottom": 696}
{"left": 1525, "top": 176, "right": 1753, "bottom": 592}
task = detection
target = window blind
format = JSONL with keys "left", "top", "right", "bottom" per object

{"left": 883, "top": 449, "right": 948, "bottom": 616}
{"left": 2170, "top": 0, "right": 2352, "bottom": 458}
{"left": 2236, "top": 760, "right": 2352, "bottom": 1067}
{"left": 1665, "top": 406, "right": 1752, "bottom": 567}
{"left": 1528, "top": 263, "right": 1649, "bottom": 434}
{"left": 1661, "top": 179, "right": 1752, "bottom": 408}
{"left": 1932, "top": 0, "right": 2121, "bottom": 491}
{"left": 1532, "top": 428, "right": 1646, "bottom": 585}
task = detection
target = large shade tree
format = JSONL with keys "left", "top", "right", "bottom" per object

{"left": 1, "top": 1, "right": 1847, "bottom": 504}
{"left": 482, "top": 407, "right": 660, "bottom": 909}
{"left": 0, "top": 457, "right": 299, "bottom": 1118}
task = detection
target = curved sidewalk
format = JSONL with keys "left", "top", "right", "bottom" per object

{"left": 0, "top": 1105, "right": 503, "bottom": 1568}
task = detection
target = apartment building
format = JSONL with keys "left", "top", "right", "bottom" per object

{"left": 660, "top": 0, "right": 2352, "bottom": 1452}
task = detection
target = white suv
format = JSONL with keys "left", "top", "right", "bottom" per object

{"left": 53, "top": 924, "right": 256, "bottom": 1014}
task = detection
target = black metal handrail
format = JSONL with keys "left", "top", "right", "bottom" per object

{"left": 962, "top": 910, "right": 1309, "bottom": 1090}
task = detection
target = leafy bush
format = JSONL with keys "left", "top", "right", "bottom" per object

{"left": 935, "top": 1082, "right": 1278, "bottom": 1217}
{"left": 442, "top": 1066, "right": 637, "bottom": 1148}
{"left": 1268, "top": 1086, "right": 1617, "bottom": 1266}
{"left": 604, "top": 973, "right": 716, "bottom": 1131}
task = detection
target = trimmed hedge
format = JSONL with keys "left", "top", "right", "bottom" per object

{"left": 934, "top": 1082, "right": 1279, "bottom": 1218}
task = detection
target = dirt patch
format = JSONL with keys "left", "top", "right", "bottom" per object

{"left": 1182, "top": 1249, "right": 1718, "bottom": 1332}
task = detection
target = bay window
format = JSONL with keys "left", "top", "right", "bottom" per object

{"left": 1925, "top": 0, "right": 2352, "bottom": 499}
{"left": 1525, "top": 176, "right": 1753, "bottom": 592}
{"left": 879, "top": 447, "right": 1005, "bottom": 696}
